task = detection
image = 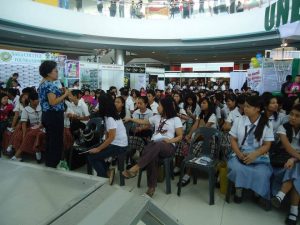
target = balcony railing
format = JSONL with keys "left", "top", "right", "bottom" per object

{"left": 33, "top": 0, "right": 277, "bottom": 20}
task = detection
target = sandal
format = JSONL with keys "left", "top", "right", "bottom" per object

{"left": 122, "top": 170, "right": 138, "bottom": 179}
{"left": 145, "top": 188, "right": 155, "bottom": 198}
{"left": 108, "top": 168, "right": 115, "bottom": 186}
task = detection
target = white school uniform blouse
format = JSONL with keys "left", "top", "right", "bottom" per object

{"left": 149, "top": 115, "right": 183, "bottom": 140}
{"left": 132, "top": 108, "right": 153, "bottom": 120}
{"left": 225, "top": 107, "right": 242, "bottom": 124}
{"left": 133, "top": 108, "right": 153, "bottom": 128}
{"left": 277, "top": 125, "right": 300, "bottom": 152}
{"left": 20, "top": 105, "right": 42, "bottom": 126}
{"left": 150, "top": 101, "right": 159, "bottom": 114}
{"left": 196, "top": 113, "right": 218, "bottom": 129}
{"left": 268, "top": 112, "right": 289, "bottom": 134}
{"left": 105, "top": 116, "right": 128, "bottom": 147}
{"left": 230, "top": 116, "right": 274, "bottom": 148}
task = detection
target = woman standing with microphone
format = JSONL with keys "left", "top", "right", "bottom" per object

{"left": 38, "top": 61, "right": 69, "bottom": 168}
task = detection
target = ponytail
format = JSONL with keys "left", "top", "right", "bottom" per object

{"left": 254, "top": 112, "right": 269, "bottom": 142}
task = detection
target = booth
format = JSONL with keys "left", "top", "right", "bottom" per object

{"left": 0, "top": 49, "right": 125, "bottom": 91}
{"left": 247, "top": 59, "right": 293, "bottom": 94}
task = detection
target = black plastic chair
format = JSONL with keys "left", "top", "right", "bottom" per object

{"left": 177, "top": 127, "right": 220, "bottom": 205}
{"left": 137, "top": 155, "right": 174, "bottom": 194}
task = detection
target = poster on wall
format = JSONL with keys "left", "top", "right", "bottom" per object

{"left": 79, "top": 63, "right": 99, "bottom": 90}
{"left": 247, "top": 69, "right": 262, "bottom": 93}
{"left": 65, "top": 60, "right": 79, "bottom": 78}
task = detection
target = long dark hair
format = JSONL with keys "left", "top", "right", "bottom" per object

{"left": 184, "top": 93, "right": 197, "bottom": 113}
{"left": 245, "top": 95, "right": 269, "bottom": 142}
{"left": 115, "top": 96, "right": 126, "bottom": 119}
{"left": 160, "top": 97, "right": 177, "bottom": 119}
{"left": 284, "top": 104, "right": 300, "bottom": 145}
{"left": 261, "top": 92, "right": 278, "bottom": 121}
{"left": 98, "top": 94, "right": 120, "bottom": 120}
{"left": 199, "top": 97, "right": 215, "bottom": 123}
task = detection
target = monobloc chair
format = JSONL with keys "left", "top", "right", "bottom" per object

{"left": 137, "top": 155, "right": 175, "bottom": 194}
{"left": 177, "top": 127, "right": 220, "bottom": 205}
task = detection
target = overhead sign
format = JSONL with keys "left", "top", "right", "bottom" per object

{"left": 0, "top": 50, "right": 46, "bottom": 65}
{"left": 181, "top": 63, "right": 234, "bottom": 72}
{"left": 265, "top": 0, "right": 300, "bottom": 31}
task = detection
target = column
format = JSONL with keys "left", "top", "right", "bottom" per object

{"left": 114, "top": 49, "right": 125, "bottom": 66}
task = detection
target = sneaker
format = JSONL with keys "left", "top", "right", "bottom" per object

{"left": 7, "top": 127, "right": 14, "bottom": 132}
{"left": 11, "top": 156, "right": 22, "bottom": 161}
{"left": 173, "top": 167, "right": 180, "bottom": 176}
{"left": 6, "top": 145, "right": 13, "bottom": 153}
{"left": 177, "top": 175, "right": 190, "bottom": 187}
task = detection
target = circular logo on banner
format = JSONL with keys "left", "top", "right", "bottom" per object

{"left": 0, "top": 52, "right": 12, "bottom": 62}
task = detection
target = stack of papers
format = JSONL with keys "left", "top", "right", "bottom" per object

{"left": 190, "top": 156, "right": 212, "bottom": 166}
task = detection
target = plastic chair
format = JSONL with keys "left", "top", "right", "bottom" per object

{"left": 177, "top": 127, "right": 220, "bottom": 205}
{"left": 137, "top": 155, "right": 174, "bottom": 194}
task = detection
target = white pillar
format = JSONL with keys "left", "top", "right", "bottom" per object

{"left": 115, "top": 49, "right": 125, "bottom": 66}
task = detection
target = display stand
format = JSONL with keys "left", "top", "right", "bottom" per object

{"left": 247, "top": 59, "right": 292, "bottom": 94}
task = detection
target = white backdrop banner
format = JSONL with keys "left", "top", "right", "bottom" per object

{"left": 229, "top": 72, "right": 246, "bottom": 91}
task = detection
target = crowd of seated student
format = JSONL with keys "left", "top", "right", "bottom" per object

{"left": 2, "top": 68, "right": 300, "bottom": 225}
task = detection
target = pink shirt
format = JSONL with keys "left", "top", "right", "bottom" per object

{"left": 288, "top": 82, "right": 300, "bottom": 97}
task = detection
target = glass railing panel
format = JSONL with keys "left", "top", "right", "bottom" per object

{"left": 33, "top": 0, "right": 279, "bottom": 20}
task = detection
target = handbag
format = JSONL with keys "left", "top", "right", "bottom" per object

{"left": 269, "top": 143, "right": 290, "bottom": 167}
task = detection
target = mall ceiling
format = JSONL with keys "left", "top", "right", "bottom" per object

{"left": 1, "top": 21, "right": 300, "bottom": 65}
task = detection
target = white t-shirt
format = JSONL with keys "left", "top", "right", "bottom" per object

{"left": 215, "top": 106, "right": 222, "bottom": 120}
{"left": 13, "top": 95, "right": 20, "bottom": 107}
{"left": 150, "top": 101, "right": 159, "bottom": 114}
{"left": 277, "top": 124, "right": 300, "bottom": 152}
{"left": 149, "top": 115, "right": 182, "bottom": 141}
{"left": 207, "top": 113, "right": 218, "bottom": 129}
{"left": 64, "top": 107, "right": 73, "bottom": 128}
{"left": 21, "top": 105, "right": 42, "bottom": 126}
{"left": 105, "top": 116, "right": 128, "bottom": 147}
{"left": 126, "top": 96, "right": 135, "bottom": 112}
{"left": 69, "top": 100, "right": 90, "bottom": 124}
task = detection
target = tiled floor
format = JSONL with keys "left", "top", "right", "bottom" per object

{"left": 4, "top": 155, "right": 287, "bottom": 225}
{"left": 118, "top": 171, "right": 287, "bottom": 225}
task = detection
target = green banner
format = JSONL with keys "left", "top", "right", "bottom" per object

{"left": 265, "top": 0, "right": 300, "bottom": 31}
